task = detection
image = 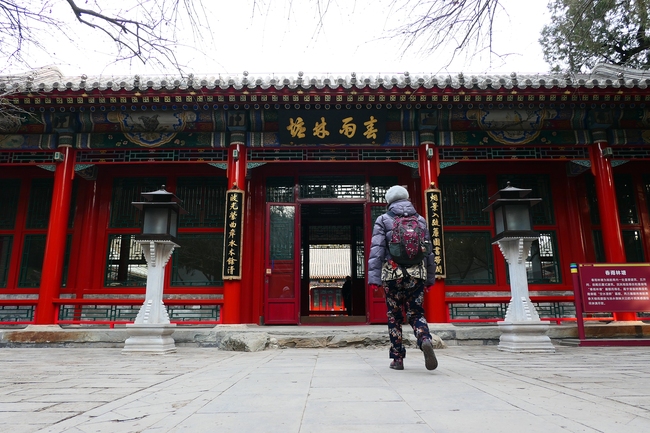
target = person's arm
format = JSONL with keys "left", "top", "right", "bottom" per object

{"left": 367, "top": 216, "right": 386, "bottom": 286}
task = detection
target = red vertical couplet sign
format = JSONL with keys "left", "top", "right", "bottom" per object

{"left": 222, "top": 189, "right": 244, "bottom": 280}
{"left": 424, "top": 187, "right": 446, "bottom": 279}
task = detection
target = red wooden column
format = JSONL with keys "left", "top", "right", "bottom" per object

{"left": 223, "top": 134, "right": 247, "bottom": 324}
{"left": 75, "top": 179, "right": 100, "bottom": 297}
{"left": 418, "top": 138, "right": 447, "bottom": 323}
{"left": 589, "top": 136, "right": 637, "bottom": 321}
{"left": 242, "top": 175, "right": 265, "bottom": 324}
{"left": 35, "top": 143, "right": 76, "bottom": 324}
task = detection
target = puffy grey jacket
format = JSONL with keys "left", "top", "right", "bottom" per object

{"left": 367, "top": 199, "right": 436, "bottom": 286}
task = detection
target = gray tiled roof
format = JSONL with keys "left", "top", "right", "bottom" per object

{"left": 2, "top": 64, "right": 650, "bottom": 93}
{"left": 309, "top": 248, "right": 350, "bottom": 279}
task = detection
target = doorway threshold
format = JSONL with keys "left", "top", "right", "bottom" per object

{"left": 300, "top": 316, "right": 367, "bottom": 325}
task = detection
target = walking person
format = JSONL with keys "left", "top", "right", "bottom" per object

{"left": 368, "top": 185, "right": 438, "bottom": 371}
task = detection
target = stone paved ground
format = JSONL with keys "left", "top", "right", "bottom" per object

{"left": 0, "top": 345, "right": 649, "bottom": 432}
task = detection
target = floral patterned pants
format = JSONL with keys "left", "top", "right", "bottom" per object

{"left": 383, "top": 276, "right": 432, "bottom": 360}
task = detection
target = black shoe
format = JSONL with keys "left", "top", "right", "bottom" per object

{"left": 390, "top": 359, "right": 404, "bottom": 370}
{"left": 421, "top": 339, "right": 438, "bottom": 371}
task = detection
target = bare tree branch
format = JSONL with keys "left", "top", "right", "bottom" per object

{"left": 1, "top": 0, "right": 213, "bottom": 75}
{"left": 385, "top": 0, "right": 505, "bottom": 67}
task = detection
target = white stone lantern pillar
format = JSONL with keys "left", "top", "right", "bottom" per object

{"left": 123, "top": 186, "right": 187, "bottom": 354}
{"left": 484, "top": 182, "right": 555, "bottom": 353}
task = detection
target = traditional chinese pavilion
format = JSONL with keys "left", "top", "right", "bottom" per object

{"left": 1, "top": 64, "right": 649, "bottom": 326}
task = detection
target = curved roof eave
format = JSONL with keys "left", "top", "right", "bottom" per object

{"left": 2, "top": 63, "right": 650, "bottom": 94}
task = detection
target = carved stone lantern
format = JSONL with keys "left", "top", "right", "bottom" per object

{"left": 483, "top": 182, "right": 555, "bottom": 353}
{"left": 484, "top": 182, "right": 541, "bottom": 243}
{"left": 123, "top": 186, "right": 187, "bottom": 355}
{"left": 132, "top": 186, "right": 186, "bottom": 243}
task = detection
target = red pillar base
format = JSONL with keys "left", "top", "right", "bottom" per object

{"left": 614, "top": 312, "right": 638, "bottom": 321}
{"left": 223, "top": 281, "right": 241, "bottom": 324}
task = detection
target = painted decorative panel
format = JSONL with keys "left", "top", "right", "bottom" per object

{"left": 436, "top": 108, "right": 588, "bottom": 131}
{"left": 75, "top": 111, "right": 227, "bottom": 148}
{"left": 77, "top": 111, "right": 227, "bottom": 133}
{"left": 75, "top": 132, "right": 225, "bottom": 149}
{"left": 0, "top": 134, "right": 56, "bottom": 150}
{"left": 438, "top": 129, "right": 591, "bottom": 146}
{"left": 609, "top": 129, "right": 650, "bottom": 145}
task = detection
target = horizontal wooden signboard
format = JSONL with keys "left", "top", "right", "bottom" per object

{"left": 278, "top": 110, "right": 386, "bottom": 145}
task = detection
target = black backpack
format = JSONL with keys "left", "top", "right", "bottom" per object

{"left": 387, "top": 212, "right": 432, "bottom": 266}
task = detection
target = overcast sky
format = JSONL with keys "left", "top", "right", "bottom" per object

{"left": 12, "top": 0, "right": 551, "bottom": 77}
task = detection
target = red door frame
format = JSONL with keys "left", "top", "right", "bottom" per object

{"left": 298, "top": 198, "right": 366, "bottom": 322}
{"left": 366, "top": 201, "right": 388, "bottom": 324}
{"left": 263, "top": 202, "right": 300, "bottom": 324}
{"left": 251, "top": 161, "right": 418, "bottom": 325}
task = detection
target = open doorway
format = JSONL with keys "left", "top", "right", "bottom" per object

{"left": 300, "top": 203, "right": 366, "bottom": 324}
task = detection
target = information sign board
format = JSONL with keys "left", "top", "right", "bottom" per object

{"left": 576, "top": 263, "right": 650, "bottom": 312}
{"left": 571, "top": 263, "right": 650, "bottom": 346}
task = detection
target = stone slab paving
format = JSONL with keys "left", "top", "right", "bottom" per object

{"left": 0, "top": 345, "right": 649, "bottom": 432}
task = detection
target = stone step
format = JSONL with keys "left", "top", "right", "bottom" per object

{"left": 0, "top": 322, "right": 648, "bottom": 351}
